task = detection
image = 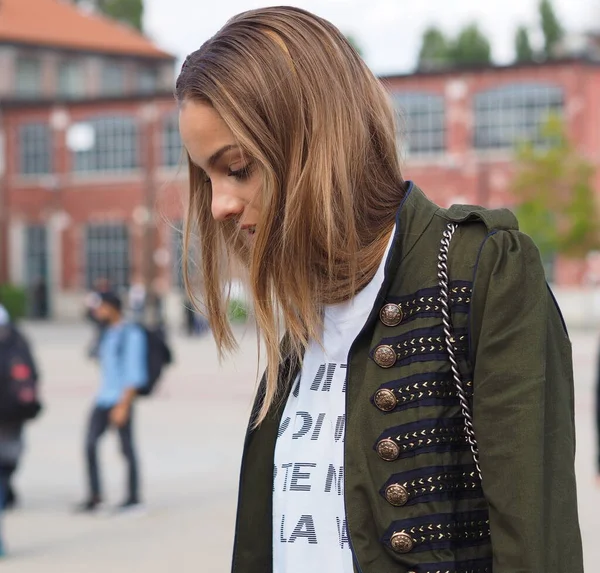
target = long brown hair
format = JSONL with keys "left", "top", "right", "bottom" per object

{"left": 176, "top": 6, "right": 406, "bottom": 425}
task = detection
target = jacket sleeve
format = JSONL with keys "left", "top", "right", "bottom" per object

{"left": 469, "top": 230, "right": 583, "bottom": 573}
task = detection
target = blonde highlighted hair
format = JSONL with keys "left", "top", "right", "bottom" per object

{"left": 176, "top": 6, "right": 405, "bottom": 425}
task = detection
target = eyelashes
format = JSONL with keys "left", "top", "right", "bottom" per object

{"left": 199, "top": 161, "right": 255, "bottom": 184}
{"left": 227, "top": 162, "right": 254, "bottom": 181}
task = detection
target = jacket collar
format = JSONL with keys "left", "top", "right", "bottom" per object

{"left": 385, "top": 181, "right": 440, "bottom": 281}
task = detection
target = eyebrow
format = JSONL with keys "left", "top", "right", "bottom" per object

{"left": 208, "top": 144, "right": 238, "bottom": 168}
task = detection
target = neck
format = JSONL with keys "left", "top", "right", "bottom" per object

{"left": 108, "top": 315, "right": 122, "bottom": 327}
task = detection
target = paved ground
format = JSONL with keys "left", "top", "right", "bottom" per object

{"left": 1, "top": 320, "right": 599, "bottom": 571}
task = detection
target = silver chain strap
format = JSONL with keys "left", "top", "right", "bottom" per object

{"left": 437, "top": 223, "right": 483, "bottom": 482}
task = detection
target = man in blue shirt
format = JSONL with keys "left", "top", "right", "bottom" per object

{"left": 77, "top": 292, "right": 147, "bottom": 514}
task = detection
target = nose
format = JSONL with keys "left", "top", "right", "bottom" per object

{"left": 211, "top": 189, "right": 244, "bottom": 222}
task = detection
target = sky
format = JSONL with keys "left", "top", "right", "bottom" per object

{"left": 143, "top": 0, "right": 600, "bottom": 75}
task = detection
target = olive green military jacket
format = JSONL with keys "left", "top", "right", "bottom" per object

{"left": 231, "top": 184, "right": 584, "bottom": 573}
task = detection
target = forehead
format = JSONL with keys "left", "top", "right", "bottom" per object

{"left": 179, "top": 100, "right": 236, "bottom": 164}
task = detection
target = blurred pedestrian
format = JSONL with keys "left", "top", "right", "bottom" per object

{"left": 32, "top": 277, "right": 48, "bottom": 319}
{"left": 128, "top": 279, "right": 146, "bottom": 323}
{"left": 75, "top": 292, "right": 147, "bottom": 515}
{"left": 84, "top": 277, "right": 111, "bottom": 360}
{"left": 0, "top": 303, "right": 42, "bottom": 512}
{"left": 177, "top": 8, "right": 583, "bottom": 573}
{"left": 183, "top": 298, "right": 209, "bottom": 337}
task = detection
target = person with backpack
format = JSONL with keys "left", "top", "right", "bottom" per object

{"left": 76, "top": 291, "right": 149, "bottom": 515}
{"left": 0, "top": 303, "right": 42, "bottom": 511}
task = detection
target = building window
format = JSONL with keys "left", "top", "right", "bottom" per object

{"left": 139, "top": 66, "right": 158, "bottom": 94}
{"left": 474, "top": 83, "right": 564, "bottom": 150}
{"left": 72, "top": 116, "right": 139, "bottom": 173}
{"left": 58, "top": 59, "right": 85, "bottom": 98}
{"left": 25, "top": 225, "right": 50, "bottom": 318}
{"left": 391, "top": 92, "right": 445, "bottom": 155}
{"left": 101, "top": 60, "right": 125, "bottom": 96}
{"left": 163, "top": 113, "right": 182, "bottom": 167}
{"left": 16, "top": 56, "right": 41, "bottom": 97}
{"left": 19, "top": 123, "right": 52, "bottom": 175}
{"left": 85, "top": 224, "right": 130, "bottom": 290}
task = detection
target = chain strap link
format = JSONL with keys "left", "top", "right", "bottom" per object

{"left": 438, "top": 223, "right": 483, "bottom": 482}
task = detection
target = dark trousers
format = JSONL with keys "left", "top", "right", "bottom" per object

{"left": 85, "top": 405, "right": 139, "bottom": 503}
{"left": 0, "top": 465, "right": 16, "bottom": 507}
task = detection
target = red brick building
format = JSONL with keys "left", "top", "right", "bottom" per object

{"left": 0, "top": 0, "right": 183, "bottom": 319}
{"left": 1, "top": 0, "right": 599, "bottom": 319}
{"left": 381, "top": 59, "right": 600, "bottom": 287}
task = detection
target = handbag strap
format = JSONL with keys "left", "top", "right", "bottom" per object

{"left": 437, "top": 223, "right": 483, "bottom": 482}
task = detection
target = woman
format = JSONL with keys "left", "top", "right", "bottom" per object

{"left": 177, "top": 7, "right": 583, "bottom": 573}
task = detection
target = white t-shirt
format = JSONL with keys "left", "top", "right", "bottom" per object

{"left": 273, "top": 230, "right": 395, "bottom": 573}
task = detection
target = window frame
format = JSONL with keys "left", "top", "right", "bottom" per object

{"left": 71, "top": 115, "right": 139, "bottom": 174}
{"left": 58, "top": 58, "right": 85, "bottom": 99}
{"left": 473, "top": 83, "right": 565, "bottom": 150}
{"left": 18, "top": 122, "right": 52, "bottom": 176}
{"left": 84, "top": 223, "right": 130, "bottom": 290}
{"left": 138, "top": 66, "right": 159, "bottom": 94}
{"left": 101, "top": 59, "right": 126, "bottom": 96}
{"left": 15, "top": 55, "right": 42, "bottom": 98}
{"left": 390, "top": 91, "right": 446, "bottom": 156}
{"left": 162, "top": 112, "right": 182, "bottom": 168}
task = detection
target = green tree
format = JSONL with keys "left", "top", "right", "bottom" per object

{"left": 345, "top": 33, "right": 364, "bottom": 57}
{"left": 450, "top": 23, "right": 492, "bottom": 66}
{"left": 78, "top": 0, "right": 144, "bottom": 31}
{"left": 417, "top": 27, "right": 451, "bottom": 71}
{"left": 539, "top": 0, "right": 564, "bottom": 59}
{"left": 515, "top": 26, "right": 534, "bottom": 63}
{"left": 512, "top": 115, "right": 599, "bottom": 261}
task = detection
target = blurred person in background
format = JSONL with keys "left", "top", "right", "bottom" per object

{"left": 84, "top": 277, "right": 111, "bottom": 359}
{"left": 128, "top": 278, "right": 146, "bottom": 323}
{"left": 32, "top": 277, "right": 48, "bottom": 320}
{"left": 183, "top": 297, "right": 209, "bottom": 336}
{"left": 75, "top": 292, "right": 147, "bottom": 515}
{"left": 177, "top": 7, "right": 583, "bottom": 573}
{"left": 0, "top": 303, "right": 42, "bottom": 512}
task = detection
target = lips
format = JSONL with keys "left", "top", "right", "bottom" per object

{"left": 242, "top": 225, "right": 256, "bottom": 235}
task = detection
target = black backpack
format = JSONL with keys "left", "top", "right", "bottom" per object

{"left": 118, "top": 324, "right": 173, "bottom": 397}
{"left": 0, "top": 327, "right": 42, "bottom": 422}
{"left": 138, "top": 325, "right": 173, "bottom": 396}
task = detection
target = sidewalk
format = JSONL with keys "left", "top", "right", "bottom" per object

{"left": 3, "top": 321, "right": 259, "bottom": 572}
{"left": 1, "top": 321, "right": 599, "bottom": 571}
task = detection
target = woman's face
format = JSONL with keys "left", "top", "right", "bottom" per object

{"left": 179, "top": 100, "right": 261, "bottom": 239}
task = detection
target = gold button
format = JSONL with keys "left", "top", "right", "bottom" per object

{"left": 380, "top": 303, "right": 403, "bottom": 327}
{"left": 376, "top": 438, "right": 400, "bottom": 461}
{"left": 385, "top": 483, "right": 409, "bottom": 506}
{"left": 390, "top": 531, "right": 414, "bottom": 553}
{"left": 373, "top": 345, "right": 396, "bottom": 368}
{"left": 374, "top": 388, "right": 397, "bottom": 412}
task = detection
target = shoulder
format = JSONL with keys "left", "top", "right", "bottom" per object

{"left": 436, "top": 202, "right": 519, "bottom": 234}
{"left": 412, "top": 202, "right": 523, "bottom": 275}
{"left": 124, "top": 322, "right": 146, "bottom": 339}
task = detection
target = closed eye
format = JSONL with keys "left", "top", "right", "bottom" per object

{"left": 228, "top": 163, "right": 254, "bottom": 181}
